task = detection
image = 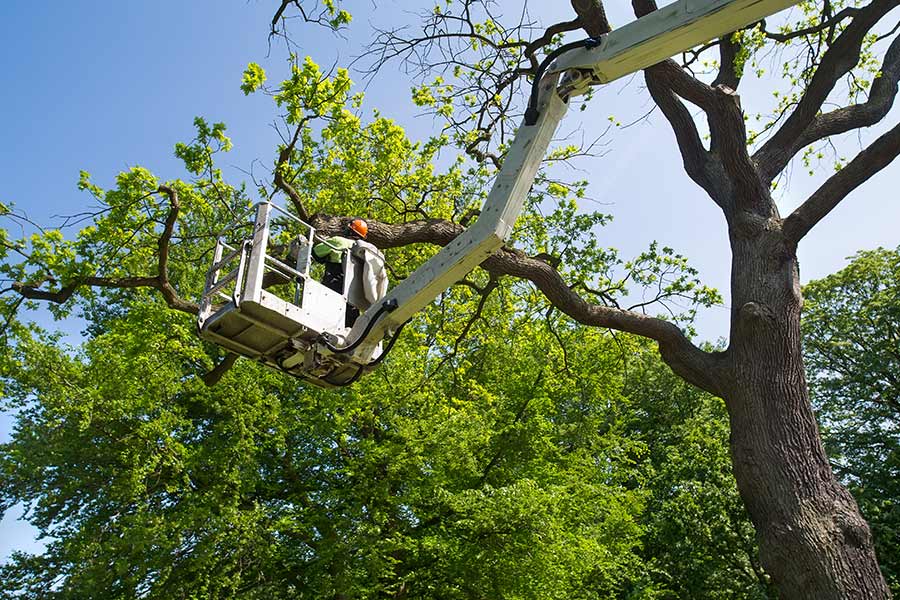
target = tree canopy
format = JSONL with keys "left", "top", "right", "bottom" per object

{"left": 802, "top": 246, "right": 900, "bottom": 592}
{"left": 2, "top": 0, "right": 900, "bottom": 597}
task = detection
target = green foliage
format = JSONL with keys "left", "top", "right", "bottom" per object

{"left": 0, "top": 53, "right": 734, "bottom": 597}
{"left": 240, "top": 62, "right": 267, "bottom": 95}
{"left": 623, "top": 350, "right": 773, "bottom": 599}
{"left": 802, "top": 246, "right": 900, "bottom": 593}
{"left": 174, "top": 117, "right": 233, "bottom": 176}
{"left": 0, "top": 285, "right": 763, "bottom": 597}
{"left": 321, "top": 0, "right": 351, "bottom": 29}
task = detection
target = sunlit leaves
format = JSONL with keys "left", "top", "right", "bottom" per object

{"left": 240, "top": 62, "right": 267, "bottom": 95}
{"left": 321, "top": 0, "right": 351, "bottom": 29}
{"left": 174, "top": 117, "right": 232, "bottom": 176}
{"left": 272, "top": 56, "right": 353, "bottom": 125}
{"left": 729, "top": 23, "right": 767, "bottom": 80}
{"left": 0, "top": 42, "right": 736, "bottom": 596}
{"left": 0, "top": 285, "right": 695, "bottom": 597}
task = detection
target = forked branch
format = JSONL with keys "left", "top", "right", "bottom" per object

{"left": 783, "top": 120, "right": 900, "bottom": 244}
{"left": 644, "top": 69, "right": 720, "bottom": 201}
{"left": 754, "top": 0, "right": 900, "bottom": 182}
{"left": 769, "top": 33, "right": 900, "bottom": 171}
{"left": 274, "top": 123, "right": 313, "bottom": 221}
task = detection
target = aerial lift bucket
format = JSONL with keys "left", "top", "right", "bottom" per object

{"left": 198, "top": 202, "right": 381, "bottom": 386}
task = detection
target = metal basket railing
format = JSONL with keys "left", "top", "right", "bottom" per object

{"left": 199, "top": 202, "right": 343, "bottom": 324}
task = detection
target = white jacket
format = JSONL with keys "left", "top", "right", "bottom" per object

{"left": 352, "top": 240, "right": 388, "bottom": 303}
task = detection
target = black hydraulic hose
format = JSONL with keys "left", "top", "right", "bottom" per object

{"left": 317, "top": 298, "right": 399, "bottom": 354}
{"left": 523, "top": 37, "right": 604, "bottom": 126}
{"left": 365, "top": 320, "right": 408, "bottom": 367}
{"left": 324, "top": 364, "right": 366, "bottom": 387}
{"left": 322, "top": 319, "right": 410, "bottom": 387}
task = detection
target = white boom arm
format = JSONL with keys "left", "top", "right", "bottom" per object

{"left": 344, "top": 72, "right": 567, "bottom": 361}
{"left": 344, "top": 0, "right": 799, "bottom": 365}
{"left": 552, "top": 0, "right": 799, "bottom": 83}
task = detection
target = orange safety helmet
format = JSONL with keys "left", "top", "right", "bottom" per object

{"left": 348, "top": 218, "right": 368, "bottom": 239}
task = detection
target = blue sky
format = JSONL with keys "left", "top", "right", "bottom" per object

{"left": 2, "top": 0, "right": 898, "bottom": 561}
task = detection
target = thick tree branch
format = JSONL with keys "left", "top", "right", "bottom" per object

{"left": 631, "top": 0, "right": 657, "bottom": 18}
{"left": 754, "top": 0, "right": 900, "bottom": 182}
{"left": 13, "top": 276, "right": 157, "bottom": 303}
{"left": 705, "top": 85, "right": 772, "bottom": 213}
{"left": 644, "top": 69, "right": 726, "bottom": 205}
{"left": 154, "top": 185, "right": 197, "bottom": 314}
{"left": 489, "top": 248, "right": 726, "bottom": 395}
{"left": 310, "top": 214, "right": 727, "bottom": 395}
{"left": 570, "top": 0, "right": 612, "bottom": 37}
{"left": 633, "top": 0, "right": 765, "bottom": 212}
{"left": 202, "top": 353, "right": 239, "bottom": 386}
{"left": 645, "top": 61, "right": 766, "bottom": 214}
{"left": 783, "top": 119, "right": 900, "bottom": 244}
{"left": 274, "top": 124, "right": 313, "bottom": 222}
{"left": 713, "top": 33, "right": 742, "bottom": 91}
{"left": 271, "top": 0, "right": 295, "bottom": 37}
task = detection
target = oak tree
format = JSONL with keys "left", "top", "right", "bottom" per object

{"left": 342, "top": 1, "right": 900, "bottom": 595}
{"left": 3, "top": 0, "right": 900, "bottom": 597}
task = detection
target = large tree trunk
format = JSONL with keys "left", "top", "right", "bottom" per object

{"left": 722, "top": 216, "right": 890, "bottom": 598}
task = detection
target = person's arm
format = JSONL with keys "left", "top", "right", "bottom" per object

{"left": 313, "top": 237, "right": 351, "bottom": 264}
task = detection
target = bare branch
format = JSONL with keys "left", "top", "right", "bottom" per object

{"left": 773, "top": 33, "right": 900, "bottom": 163}
{"left": 783, "top": 119, "right": 900, "bottom": 244}
{"left": 362, "top": 2, "right": 586, "bottom": 163}
{"left": 754, "top": 0, "right": 900, "bottom": 182}
{"left": 527, "top": 19, "right": 583, "bottom": 54}
{"left": 270, "top": 0, "right": 347, "bottom": 38}
{"left": 13, "top": 275, "right": 158, "bottom": 304}
{"left": 761, "top": 6, "right": 860, "bottom": 43}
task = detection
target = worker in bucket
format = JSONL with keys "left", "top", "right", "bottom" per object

{"left": 312, "top": 218, "right": 387, "bottom": 326}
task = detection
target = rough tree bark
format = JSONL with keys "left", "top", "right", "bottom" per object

{"left": 725, "top": 207, "right": 889, "bottom": 597}
{"left": 626, "top": 0, "right": 897, "bottom": 592}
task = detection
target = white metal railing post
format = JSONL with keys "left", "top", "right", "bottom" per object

{"left": 304, "top": 225, "right": 315, "bottom": 275}
{"left": 241, "top": 203, "right": 273, "bottom": 304}
{"left": 233, "top": 240, "right": 249, "bottom": 307}
{"left": 199, "top": 238, "right": 225, "bottom": 322}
